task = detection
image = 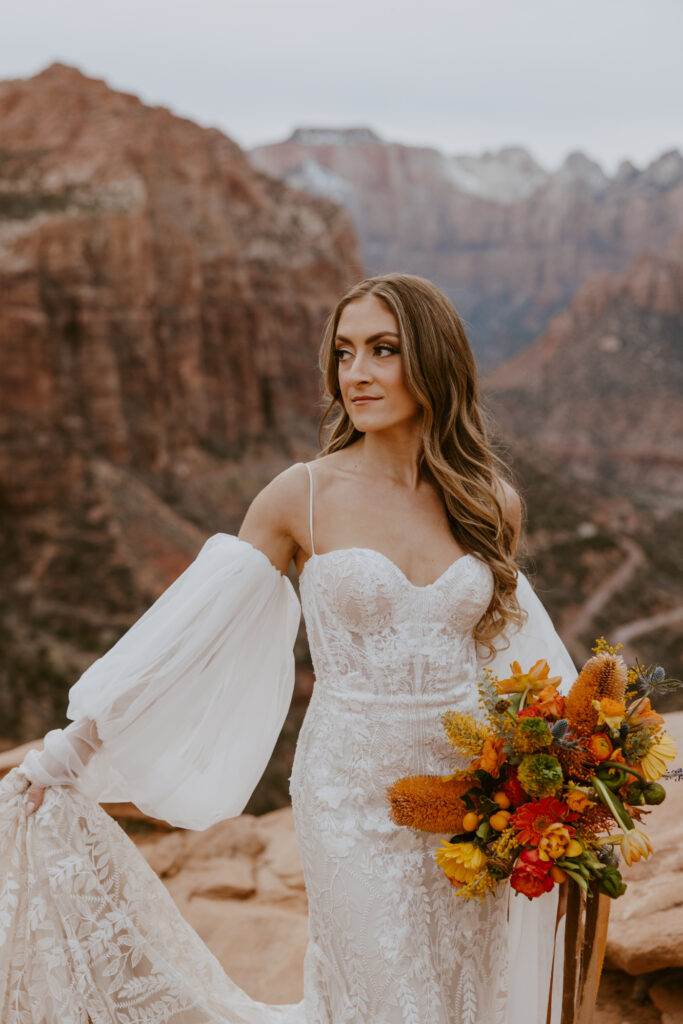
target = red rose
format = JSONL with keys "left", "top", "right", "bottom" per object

{"left": 517, "top": 706, "right": 545, "bottom": 719}
{"left": 510, "top": 851, "right": 554, "bottom": 899}
{"left": 518, "top": 848, "right": 548, "bottom": 868}
{"left": 502, "top": 770, "right": 528, "bottom": 809}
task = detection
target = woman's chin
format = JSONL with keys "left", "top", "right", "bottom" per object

{"left": 349, "top": 412, "right": 388, "bottom": 432}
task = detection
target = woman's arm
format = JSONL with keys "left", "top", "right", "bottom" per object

{"left": 237, "top": 462, "right": 309, "bottom": 573}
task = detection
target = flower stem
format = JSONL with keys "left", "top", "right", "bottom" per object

{"left": 591, "top": 775, "right": 634, "bottom": 831}
{"left": 599, "top": 762, "right": 647, "bottom": 784}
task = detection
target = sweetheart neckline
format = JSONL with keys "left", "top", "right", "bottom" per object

{"left": 299, "top": 547, "right": 479, "bottom": 591}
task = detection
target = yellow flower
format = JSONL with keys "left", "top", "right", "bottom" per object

{"left": 496, "top": 659, "right": 563, "bottom": 695}
{"left": 639, "top": 732, "right": 677, "bottom": 782}
{"left": 538, "top": 823, "right": 574, "bottom": 861}
{"left": 434, "top": 841, "right": 486, "bottom": 886}
{"left": 592, "top": 697, "right": 626, "bottom": 736}
{"left": 620, "top": 828, "right": 653, "bottom": 867}
{"left": 565, "top": 839, "right": 583, "bottom": 858}
{"left": 441, "top": 711, "right": 488, "bottom": 757}
{"left": 565, "top": 789, "right": 595, "bottom": 813}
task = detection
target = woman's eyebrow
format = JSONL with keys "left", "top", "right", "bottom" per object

{"left": 334, "top": 331, "right": 400, "bottom": 345}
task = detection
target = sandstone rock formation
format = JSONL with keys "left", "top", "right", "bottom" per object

{"left": 0, "top": 64, "right": 362, "bottom": 515}
{"left": 0, "top": 63, "right": 362, "bottom": 748}
{"left": 250, "top": 130, "right": 683, "bottom": 366}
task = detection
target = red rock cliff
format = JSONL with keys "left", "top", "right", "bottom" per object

{"left": 0, "top": 64, "right": 363, "bottom": 512}
{"left": 0, "top": 64, "right": 362, "bottom": 752}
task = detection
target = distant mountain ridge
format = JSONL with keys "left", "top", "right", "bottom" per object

{"left": 483, "top": 237, "right": 683, "bottom": 495}
{"left": 250, "top": 130, "right": 683, "bottom": 366}
{"left": 256, "top": 125, "right": 683, "bottom": 206}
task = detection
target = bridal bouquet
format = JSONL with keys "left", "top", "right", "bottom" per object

{"left": 387, "top": 638, "right": 680, "bottom": 901}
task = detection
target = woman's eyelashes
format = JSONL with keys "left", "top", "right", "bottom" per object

{"left": 335, "top": 343, "right": 399, "bottom": 362}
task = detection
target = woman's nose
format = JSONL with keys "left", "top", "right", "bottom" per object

{"left": 348, "top": 352, "right": 372, "bottom": 382}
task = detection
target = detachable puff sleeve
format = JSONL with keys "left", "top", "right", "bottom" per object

{"left": 479, "top": 567, "right": 578, "bottom": 695}
{"left": 21, "top": 535, "right": 302, "bottom": 830}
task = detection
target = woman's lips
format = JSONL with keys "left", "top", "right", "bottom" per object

{"left": 351, "top": 396, "right": 382, "bottom": 404}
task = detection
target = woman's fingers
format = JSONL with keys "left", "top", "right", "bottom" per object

{"left": 25, "top": 784, "right": 46, "bottom": 815}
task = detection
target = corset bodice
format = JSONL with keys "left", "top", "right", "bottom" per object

{"left": 299, "top": 547, "right": 494, "bottom": 714}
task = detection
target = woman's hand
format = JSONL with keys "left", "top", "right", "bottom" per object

{"left": 25, "top": 783, "right": 46, "bottom": 816}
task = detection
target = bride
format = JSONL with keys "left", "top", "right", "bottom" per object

{"left": 1, "top": 273, "right": 576, "bottom": 1023}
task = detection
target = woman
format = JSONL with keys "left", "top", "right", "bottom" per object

{"left": 1, "top": 273, "right": 575, "bottom": 1023}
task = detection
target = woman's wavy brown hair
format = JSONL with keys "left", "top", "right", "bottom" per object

{"left": 317, "top": 272, "right": 526, "bottom": 659}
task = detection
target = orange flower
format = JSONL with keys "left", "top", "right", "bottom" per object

{"left": 497, "top": 659, "right": 563, "bottom": 695}
{"left": 565, "top": 652, "right": 627, "bottom": 735}
{"left": 628, "top": 697, "right": 665, "bottom": 731}
{"left": 532, "top": 685, "right": 566, "bottom": 718}
{"left": 471, "top": 737, "right": 506, "bottom": 778}
{"left": 565, "top": 789, "right": 595, "bottom": 813}
{"left": 387, "top": 775, "right": 471, "bottom": 833}
{"left": 593, "top": 697, "right": 626, "bottom": 735}
{"left": 510, "top": 797, "right": 577, "bottom": 846}
{"left": 600, "top": 698, "right": 626, "bottom": 716}
{"left": 587, "top": 733, "right": 613, "bottom": 762}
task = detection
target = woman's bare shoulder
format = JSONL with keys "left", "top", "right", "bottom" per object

{"left": 237, "top": 462, "right": 312, "bottom": 573}
{"left": 244, "top": 452, "right": 353, "bottom": 523}
{"left": 242, "top": 462, "right": 310, "bottom": 528}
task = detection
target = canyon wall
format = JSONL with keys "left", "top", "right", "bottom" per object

{"left": 0, "top": 64, "right": 362, "bottom": 750}
{"left": 251, "top": 129, "right": 683, "bottom": 366}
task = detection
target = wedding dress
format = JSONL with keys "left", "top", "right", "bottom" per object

{"left": 0, "top": 462, "right": 577, "bottom": 1024}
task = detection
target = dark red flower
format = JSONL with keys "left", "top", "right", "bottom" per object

{"left": 502, "top": 770, "right": 529, "bottom": 809}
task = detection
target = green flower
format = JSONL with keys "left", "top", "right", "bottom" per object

{"left": 518, "top": 754, "right": 564, "bottom": 799}
{"left": 513, "top": 717, "right": 553, "bottom": 755}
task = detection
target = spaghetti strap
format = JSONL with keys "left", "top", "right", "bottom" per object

{"left": 305, "top": 462, "right": 316, "bottom": 556}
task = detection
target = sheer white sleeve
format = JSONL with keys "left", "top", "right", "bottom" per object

{"left": 479, "top": 567, "right": 578, "bottom": 695}
{"left": 21, "top": 535, "right": 301, "bottom": 830}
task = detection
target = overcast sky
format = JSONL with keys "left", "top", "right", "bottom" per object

{"left": 3, "top": 0, "right": 682, "bottom": 175}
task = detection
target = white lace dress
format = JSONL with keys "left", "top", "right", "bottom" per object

{"left": 0, "top": 466, "right": 576, "bottom": 1024}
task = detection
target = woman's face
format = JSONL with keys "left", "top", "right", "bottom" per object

{"left": 334, "top": 294, "right": 421, "bottom": 433}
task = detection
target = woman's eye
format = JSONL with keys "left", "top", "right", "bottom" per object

{"left": 335, "top": 348, "right": 351, "bottom": 361}
{"left": 375, "top": 344, "right": 398, "bottom": 356}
